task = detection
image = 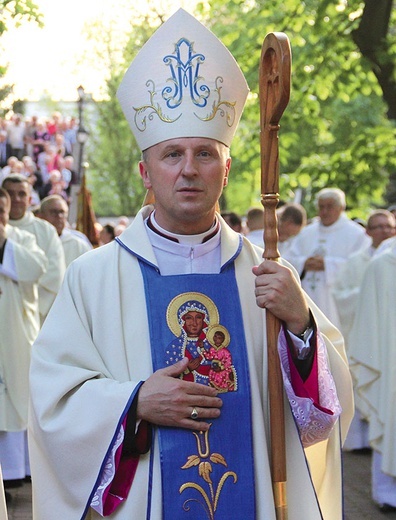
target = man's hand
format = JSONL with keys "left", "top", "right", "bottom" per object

{"left": 252, "top": 260, "right": 310, "bottom": 335}
{"left": 0, "top": 223, "right": 7, "bottom": 249}
{"left": 304, "top": 255, "right": 325, "bottom": 272}
{"left": 137, "top": 358, "right": 222, "bottom": 431}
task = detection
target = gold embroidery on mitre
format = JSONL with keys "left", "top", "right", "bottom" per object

{"left": 195, "top": 76, "right": 236, "bottom": 127}
{"left": 133, "top": 80, "right": 182, "bottom": 132}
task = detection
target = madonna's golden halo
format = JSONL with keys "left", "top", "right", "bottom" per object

{"left": 166, "top": 292, "right": 220, "bottom": 337}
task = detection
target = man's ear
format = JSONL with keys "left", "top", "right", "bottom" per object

{"left": 223, "top": 156, "right": 232, "bottom": 187}
{"left": 139, "top": 161, "right": 152, "bottom": 189}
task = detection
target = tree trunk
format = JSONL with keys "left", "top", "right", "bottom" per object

{"left": 352, "top": 0, "right": 395, "bottom": 120}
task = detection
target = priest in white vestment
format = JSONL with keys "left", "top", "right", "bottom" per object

{"left": 373, "top": 235, "right": 396, "bottom": 256}
{"left": 0, "top": 187, "right": 47, "bottom": 484}
{"left": 2, "top": 174, "right": 66, "bottom": 322}
{"left": 348, "top": 240, "right": 396, "bottom": 511}
{"left": 285, "top": 188, "right": 370, "bottom": 329}
{"left": 277, "top": 202, "right": 307, "bottom": 258}
{"left": 39, "top": 194, "right": 92, "bottom": 266}
{"left": 29, "top": 10, "right": 353, "bottom": 520}
{"left": 332, "top": 210, "right": 396, "bottom": 451}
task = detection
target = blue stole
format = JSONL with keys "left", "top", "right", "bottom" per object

{"left": 139, "top": 259, "right": 256, "bottom": 520}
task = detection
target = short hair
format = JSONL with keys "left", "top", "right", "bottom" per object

{"left": 2, "top": 173, "right": 30, "bottom": 188}
{"left": 367, "top": 209, "right": 396, "bottom": 229}
{"left": 141, "top": 141, "right": 231, "bottom": 162}
{"left": 40, "top": 194, "right": 68, "bottom": 214}
{"left": 246, "top": 207, "right": 264, "bottom": 231}
{"left": 102, "top": 223, "right": 115, "bottom": 239}
{"left": 247, "top": 207, "right": 264, "bottom": 220}
{"left": 315, "top": 188, "right": 346, "bottom": 209}
{"left": 221, "top": 211, "right": 242, "bottom": 228}
{"left": 278, "top": 203, "right": 307, "bottom": 227}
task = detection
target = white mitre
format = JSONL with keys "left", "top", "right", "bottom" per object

{"left": 117, "top": 8, "right": 249, "bottom": 151}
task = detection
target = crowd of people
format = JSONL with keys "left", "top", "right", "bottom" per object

{"left": 0, "top": 165, "right": 126, "bottom": 509}
{"left": 0, "top": 8, "right": 394, "bottom": 518}
{"left": 228, "top": 190, "right": 396, "bottom": 512}
{"left": 0, "top": 113, "right": 80, "bottom": 208}
{"left": 0, "top": 111, "right": 130, "bottom": 244}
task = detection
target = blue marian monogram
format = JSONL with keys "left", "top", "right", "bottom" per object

{"left": 133, "top": 38, "right": 236, "bottom": 131}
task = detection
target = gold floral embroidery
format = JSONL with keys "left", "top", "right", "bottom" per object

{"left": 195, "top": 77, "right": 236, "bottom": 127}
{"left": 180, "top": 425, "right": 237, "bottom": 519}
{"left": 133, "top": 80, "right": 181, "bottom": 131}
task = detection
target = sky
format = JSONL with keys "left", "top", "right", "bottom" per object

{"left": 1, "top": 0, "right": 198, "bottom": 103}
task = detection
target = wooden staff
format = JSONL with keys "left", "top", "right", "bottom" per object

{"left": 259, "top": 32, "right": 291, "bottom": 520}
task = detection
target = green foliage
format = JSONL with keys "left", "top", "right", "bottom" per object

{"left": 0, "top": 0, "right": 43, "bottom": 35}
{"left": 12, "top": 98, "right": 26, "bottom": 115}
{"left": 86, "top": 11, "right": 159, "bottom": 216}
{"left": 88, "top": 92, "right": 146, "bottom": 217}
{"left": 0, "top": 0, "right": 43, "bottom": 110}
{"left": 198, "top": 0, "right": 396, "bottom": 219}
{"left": 85, "top": 0, "right": 395, "bottom": 220}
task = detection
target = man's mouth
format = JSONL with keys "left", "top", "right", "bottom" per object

{"left": 178, "top": 187, "right": 202, "bottom": 193}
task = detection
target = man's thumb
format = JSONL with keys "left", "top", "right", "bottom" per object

{"left": 162, "top": 357, "right": 189, "bottom": 377}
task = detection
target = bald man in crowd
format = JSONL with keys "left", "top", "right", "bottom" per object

{"left": 286, "top": 188, "right": 370, "bottom": 329}
{"left": 39, "top": 195, "right": 92, "bottom": 267}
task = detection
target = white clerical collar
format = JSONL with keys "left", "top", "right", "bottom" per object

{"left": 9, "top": 211, "right": 34, "bottom": 226}
{"left": 148, "top": 210, "right": 220, "bottom": 245}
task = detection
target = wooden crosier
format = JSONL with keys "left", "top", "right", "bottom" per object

{"left": 259, "top": 32, "right": 291, "bottom": 520}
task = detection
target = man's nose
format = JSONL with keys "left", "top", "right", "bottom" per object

{"left": 181, "top": 153, "right": 198, "bottom": 175}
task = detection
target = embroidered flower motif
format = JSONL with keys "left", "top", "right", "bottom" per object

{"left": 180, "top": 426, "right": 237, "bottom": 519}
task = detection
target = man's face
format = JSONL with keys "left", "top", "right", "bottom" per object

{"left": 278, "top": 220, "right": 301, "bottom": 242}
{"left": 139, "top": 137, "right": 231, "bottom": 234}
{"left": 183, "top": 311, "right": 205, "bottom": 337}
{"left": 317, "top": 198, "right": 343, "bottom": 227}
{"left": 3, "top": 180, "right": 31, "bottom": 220}
{"left": 40, "top": 199, "right": 68, "bottom": 236}
{"left": 0, "top": 196, "right": 10, "bottom": 227}
{"left": 367, "top": 214, "right": 396, "bottom": 248}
